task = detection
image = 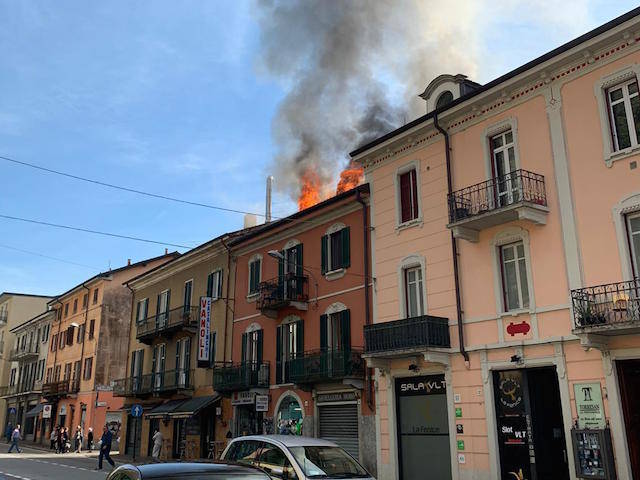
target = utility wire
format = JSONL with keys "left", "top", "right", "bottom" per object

{"left": 0, "top": 243, "right": 100, "bottom": 271}
{"left": 0, "top": 214, "right": 192, "bottom": 249}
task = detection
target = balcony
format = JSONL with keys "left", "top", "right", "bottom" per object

{"left": 9, "top": 345, "right": 40, "bottom": 362}
{"left": 571, "top": 280, "right": 640, "bottom": 347}
{"left": 213, "top": 362, "right": 270, "bottom": 393}
{"left": 42, "top": 379, "right": 80, "bottom": 399}
{"left": 113, "top": 369, "right": 194, "bottom": 397}
{"left": 364, "top": 315, "right": 451, "bottom": 357}
{"left": 136, "top": 306, "right": 199, "bottom": 345}
{"left": 447, "top": 169, "right": 548, "bottom": 242}
{"left": 287, "top": 349, "right": 365, "bottom": 385}
{"left": 257, "top": 274, "right": 309, "bottom": 318}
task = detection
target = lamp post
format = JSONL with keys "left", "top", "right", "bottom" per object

{"left": 267, "top": 250, "right": 319, "bottom": 308}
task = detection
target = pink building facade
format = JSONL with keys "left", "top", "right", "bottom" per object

{"left": 352, "top": 8, "right": 640, "bottom": 480}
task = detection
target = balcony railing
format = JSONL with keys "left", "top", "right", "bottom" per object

{"left": 257, "top": 274, "right": 309, "bottom": 314}
{"left": 42, "top": 378, "right": 80, "bottom": 398}
{"left": 136, "top": 306, "right": 199, "bottom": 344}
{"left": 213, "top": 361, "right": 270, "bottom": 392}
{"left": 287, "top": 349, "right": 365, "bottom": 384}
{"left": 571, "top": 279, "right": 640, "bottom": 330}
{"left": 9, "top": 345, "right": 40, "bottom": 362}
{"left": 364, "top": 315, "right": 451, "bottom": 354}
{"left": 113, "top": 369, "right": 194, "bottom": 397}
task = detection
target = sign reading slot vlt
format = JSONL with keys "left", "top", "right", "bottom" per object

{"left": 198, "top": 296, "right": 212, "bottom": 368}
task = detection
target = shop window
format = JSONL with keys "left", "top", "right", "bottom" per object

{"left": 207, "top": 270, "right": 223, "bottom": 300}
{"left": 276, "top": 396, "right": 303, "bottom": 435}
{"left": 500, "top": 242, "right": 530, "bottom": 311}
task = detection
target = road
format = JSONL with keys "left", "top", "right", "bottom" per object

{"left": 0, "top": 445, "right": 119, "bottom": 480}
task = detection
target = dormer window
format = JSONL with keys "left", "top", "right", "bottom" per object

{"left": 435, "top": 90, "right": 454, "bottom": 109}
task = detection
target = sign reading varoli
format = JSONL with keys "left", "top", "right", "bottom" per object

{"left": 397, "top": 375, "right": 447, "bottom": 396}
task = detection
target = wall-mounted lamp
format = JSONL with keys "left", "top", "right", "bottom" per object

{"left": 510, "top": 355, "right": 522, "bottom": 364}
{"left": 408, "top": 363, "right": 419, "bottom": 372}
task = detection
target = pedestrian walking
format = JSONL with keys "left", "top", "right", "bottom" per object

{"left": 7, "top": 424, "right": 22, "bottom": 453}
{"left": 74, "top": 425, "right": 83, "bottom": 453}
{"left": 151, "top": 429, "right": 163, "bottom": 461}
{"left": 50, "top": 427, "right": 57, "bottom": 450}
{"left": 87, "top": 427, "right": 94, "bottom": 452}
{"left": 5, "top": 422, "right": 12, "bottom": 443}
{"left": 94, "top": 425, "right": 115, "bottom": 471}
{"left": 62, "top": 427, "right": 70, "bottom": 453}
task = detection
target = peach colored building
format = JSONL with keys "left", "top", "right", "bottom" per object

{"left": 351, "top": 8, "right": 640, "bottom": 480}
{"left": 42, "top": 253, "right": 176, "bottom": 448}
{"left": 216, "top": 184, "right": 376, "bottom": 474}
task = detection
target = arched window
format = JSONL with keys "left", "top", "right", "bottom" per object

{"left": 436, "top": 90, "right": 454, "bottom": 109}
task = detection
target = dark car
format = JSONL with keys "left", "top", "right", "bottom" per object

{"left": 105, "top": 462, "right": 272, "bottom": 480}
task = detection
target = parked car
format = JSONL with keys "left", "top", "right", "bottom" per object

{"left": 105, "top": 462, "right": 272, "bottom": 480}
{"left": 220, "top": 435, "right": 375, "bottom": 480}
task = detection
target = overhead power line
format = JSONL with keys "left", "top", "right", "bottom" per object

{"left": 0, "top": 214, "right": 192, "bottom": 249}
{"left": 0, "top": 243, "right": 100, "bottom": 271}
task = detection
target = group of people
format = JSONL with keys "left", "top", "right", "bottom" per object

{"left": 49, "top": 425, "right": 94, "bottom": 453}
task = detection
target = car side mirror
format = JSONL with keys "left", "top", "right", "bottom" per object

{"left": 269, "top": 466, "right": 288, "bottom": 480}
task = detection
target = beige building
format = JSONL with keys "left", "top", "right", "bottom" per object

{"left": 0, "top": 292, "right": 52, "bottom": 432}
{"left": 117, "top": 233, "right": 242, "bottom": 461}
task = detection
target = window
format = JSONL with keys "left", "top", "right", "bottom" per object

{"left": 175, "top": 337, "right": 191, "bottom": 388}
{"left": 46, "top": 367, "right": 52, "bottom": 383}
{"left": 207, "top": 270, "right": 223, "bottom": 300}
{"left": 628, "top": 213, "right": 640, "bottom": 276}
{"left": 9, "top": 368, "right": 16, "bottom": 386}
{"left": 404, "top": 266, "right": 425, "bottom": 318}
{"left": 321, "top": 227, "right": 350, "bottom": 274}
{"left": 64, "top": 363, "right": 72, "bottom": 381}
{"left": 320, "top": 309, "right": 351, "bottom": 352}
{"left": 135, "top": 298, "right": 149, "bottom": 324}
{"left": 37, "top": 360, "right": 45, "bottom": 381}
{"left": 249, "top": 259, "right": 262, "bottom": 295}
{"left": 73, "top": 299, "right": 78, "bottom": 314}
{"left": 276, "top": 320, "right": 303, "bottom": 384}
{"left": 77, "top": 323, "right": 85, "bottom": 343}
{"left": 435, "top": 90, "right": 454, "bottom": 109}
{"left": 57, "top": 308, "right": 62, "bottom": 321}
{"left": 152, "top": 343, "right": 166, "bottom": 389}
{"left": 43, "top": 324, "right": 50, "bottom": 343}
{"left": 242, "top": 329, "right": 263, "bottom": 367}
{"left": 66, "top": 326, "right": 74, "bottom": 346}
{"left": 226, "top": 440, "right": 264, "bottom": 464}
{"left": 51, "top": 333, "right": 57, "bottom": 352}
{"left": 500, "top": 242, "right": 530, "bottom": 311}
{"left": 156, "top": 290, "right": 170, "bottom": 327}
{"left": 607, "top": 79, "right": 640, "bottom": 151}
{"left": 93, "top": 288, "right": 99, "bottom": 304}
{"left": 59, "top": 333, "right": 65, "bottom": 350}
{"left": 399, "top": 168, "right": 419, "bottom": 224}
{"left": 82, "top": 294, "right": 88, "bottom": 309}
{"left": 491, "top": 129, "right": 519, "bottom": 207}
{"left": 257, "top": 443, "right": 298, "bottom": 479}
{"left": 83, "top": 357, "right": 93, "bottom": 380}
{"left": 183, "top": 280, "right": 193, "bottom": 311}
{"left": 64, "top": 303, "right": 69, "bottom": 317}
{"left": 73, "top": 360, "right": 81, "bottom": 381}
{"left": 88, "top": 319, "right": 95, "bottom": 339}
{"left": 54, "top": 365, "right": 61, "bottom": 382}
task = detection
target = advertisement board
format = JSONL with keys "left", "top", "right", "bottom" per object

{"left": 198, "top": 296, "right": 212, "bottom": 367}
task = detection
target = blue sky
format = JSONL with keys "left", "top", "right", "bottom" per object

{"left": 1, "top": 0, "right": 637, "bottom": 296}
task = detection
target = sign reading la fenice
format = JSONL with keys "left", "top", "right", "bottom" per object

{"left": 198, "top": 296, "right": 212, "bottom": 368}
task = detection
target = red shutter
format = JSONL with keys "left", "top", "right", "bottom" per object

{"left": 410, "top": 169, "right": 418, "bottom": 220}
{"left": 400, "top": 171, "right": 412, "bottom": 223}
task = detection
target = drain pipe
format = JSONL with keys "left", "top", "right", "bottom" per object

{"left": 356, "top": 189, "right": 374, "bottom": 411}
{"left": 221, "top": 236, "right": 233, "bottom": 365}
{"left": 434, "top": 113, "right": 469, "bottom": 364}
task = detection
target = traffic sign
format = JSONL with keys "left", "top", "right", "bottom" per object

{"left": 8, "top": 407, "right": 16, "bottom": 415}
{"left": 131, "top": 404, "right": 143, "bottom": 418}
{"left": 43, "top": 405, "right": 52, "bottom": 419}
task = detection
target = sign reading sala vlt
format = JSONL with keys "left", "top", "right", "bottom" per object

{"left": 198, "top": 296, "right": 212, "bottom": 368}
{"left": 398, "top": 376, "right": 447, "bottom": 396}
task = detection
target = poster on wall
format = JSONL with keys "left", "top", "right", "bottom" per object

{"left": 198, "top": 296, "right": 212, "bottom": 367}
{"left": 573, "top": 382, "right": 605, "bottom": 429}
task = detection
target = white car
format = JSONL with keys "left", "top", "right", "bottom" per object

{"left": 220, "top": 435, "right": 375, "bottom": 480}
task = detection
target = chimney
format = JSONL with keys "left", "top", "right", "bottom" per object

{"left": 266, "top": 176, "right": 274, "bottom": 223}
{"left": 244, "top": 214, "right": 258, "bottom": 229}
{"left": 127, "top": 259, "right": 131, "bottom": 266}
{"left": 165, "top": 248, "right": 168, "bottom": 255}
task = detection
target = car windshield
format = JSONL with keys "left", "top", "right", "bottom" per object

{"left": 288, "top": 446, "right": 369, "bottom": 478}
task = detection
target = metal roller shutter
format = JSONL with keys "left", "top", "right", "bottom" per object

{"left": 318, "top": 403, "right": 359, "bottom": 459}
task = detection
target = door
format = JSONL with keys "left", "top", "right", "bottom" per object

{"left": 152, "top": 344, "right": 166, "bottom": 390}
{"left": 147, "top": 418, "right": 159, "bottom": 457}
{"left": 173, "top": 418, "right": 187, "bottom": 459}
{"left": 318, "top": 403, "right": 359, "bottom": 459}
{"left": 175, "top": 338, "right": 191, "bottom": 388}
{"left": 284, "top": 245, "right": 303, "bottom": 299}
{"left": 200, "top": 406, "right": 215, "bottom": 459}
{"left": 130, "top": 350, "right": 144, "bottom": 393}
{"left": 125, "top": 414, "right": 141, "bottom": 457}
{"left": 157, "top": 290, "right": 169, "bottom": 329}
{"left": 491, "top": 130, "right": 519, "bottom": 207}
{"left": 395, "top": 375, "right": 451, "bottom": 480}
{"left": 618, "top": 359, "right": 640, "bottom": 479}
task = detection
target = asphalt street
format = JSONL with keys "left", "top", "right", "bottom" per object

{"left": 0, "top": 445, "right": 117, "bottom": 480}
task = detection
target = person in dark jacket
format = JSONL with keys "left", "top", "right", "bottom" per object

{"left": 95, "top": 425, "right": 115, "bottom": 471}
{"left": 87, "top": 427, "right": 94, "bottom": 452}
{"left": 57, "top": 426, "right": 64, "bottom": 453}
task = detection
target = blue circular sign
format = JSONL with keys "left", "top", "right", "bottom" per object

{"left": 131, "top": 404, "right": 143, "bottom": 418}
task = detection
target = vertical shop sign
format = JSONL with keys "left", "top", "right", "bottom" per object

{"left": 198, "top": 296, "right": 212, "bottom": 367}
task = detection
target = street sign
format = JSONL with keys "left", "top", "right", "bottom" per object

{"left": 256, "top": 395, "right": 269, "bottom": 412}
{"left": 8, "top": 407, "right": 16, "bottom": 415}
{"left": 42, "top": 404, "right": 52, "bottom": 419}
{"left": 131, "top": 404, "right": 143, "bottom": 418}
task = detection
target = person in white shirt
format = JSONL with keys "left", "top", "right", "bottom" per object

{"left": 151, "top": 429, "right": 163, "bottom": 461}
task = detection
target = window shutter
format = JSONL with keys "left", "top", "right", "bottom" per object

{"left": 296, "top": 320, "right": 304, "bottom": 355}
{"left": 320, "top": 314, "right": 328, "bottom": 352}
{"left": 175, "top": 339, "right": 181, "bottom": 370}
{"left": 296, "top": 244, "right": 303, "bottom": 275}
{"left": 342, "top": 227, "right": 350, "bottom": 269}
{"left": 207, "top": 273, "right": 213, "bottom": 297}
{"left": 241, "top": 333, "right": 248, "bottom": 363}
{"left": 256, "top": 329, "right": 264, "bottom": 365}
{"left": 341, "top": 309, "right": 351, "bottom": 351}
{"left": 276, "top": 326, "right": 283, "bottom": 385}
{"left": 152, "top": 346, "right": 157, "bottom": 375}
{"left": 249, "top": 264, "right": 255, "bottom": 293}
{"left": 139, "top": 352, "right": 144, "bottom": 379}
{"left": 130, "top": 352, "right": 136, "bottom": 378}
{"left": 321, "top": 235, "right": 328, "bottom": 274}
{"left": 400, "top": 171, "right": 412, "bottom": 223}
{"left": 135, "top": 301, "right": 141, "bottom": 324}
{"left": 166, "top": 290, "right": 171, "bottom": 312}
{"left": 156, "top": 294, "right": 161, "bottom": 320}
{"left": 217, "top": 270, "right": 223, "bottom": 299}
{"left": 209, "top": 331, "right": 216, "bottom": 367}
{"left": 410, "top": 169, "right": 419, "bottom": 219}
{"left": 185, "top": 337, "right": 191, "bottom": 369}
{"left": 278, "top": 251, "right": 285, "bottom": 293}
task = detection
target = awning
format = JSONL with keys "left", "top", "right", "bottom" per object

{"left": 25, "top": 404, "right": 44, "bottom": 418}
{"left": 169, "top": 395, "right": 220, "bottom": 419}
{"left": 145, "top": 399, "right": 185, "bottom": 419}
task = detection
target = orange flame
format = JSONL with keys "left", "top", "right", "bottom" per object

{"left": 298, "top": 170, "right": 323, "bottom": 211}
{"left": 336, "top": 163, "right": 363, "bottom": 194}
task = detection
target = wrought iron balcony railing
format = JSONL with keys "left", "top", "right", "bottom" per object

{"left": 113, "top": 369, "right": 193, "bottom": 397}
{"left": 571, "top": 279, "right": 640, "bottom": 329}
{"left": 287, "top": 349, "right": 365, "bottom": 384}
{"left": 213, "top": 361, "right": 270, "bottom": 392}
{"left": 136, "top": 306, "right": 199, "bottom": 344}
{"left": 42, "top": 378, "right": 80, "bottom": 398}
{"left": 364, "top": 315, "right": 451, "bottom": 354}
{"left": 257, "top": 274, "right": 309, "bottom": 313}
{"left": 448, "top": 169, "right": 547, "bottom": 224}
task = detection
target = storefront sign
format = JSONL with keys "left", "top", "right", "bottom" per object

{"left": 198, "top": 296, "right": 212, "bottom": 367}
{"left": 256, "top": 395, "right": 269, "bottom": 412}
{"left": 397, "top": 376, "right": 446, "bottom": 396}
{"left": 42, "top": 404, "right": 51, "bottom": 419}
{"left": 232, "top": 391, "right": 255, "bottom": 405}
{"left": 574, "top": 382, "right": 605, "bottom": 429}
{"left": 316, "top": 391, "right": 358, "bottom": 403}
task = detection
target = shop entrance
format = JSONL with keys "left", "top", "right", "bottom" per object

{"left": 235, "top": 405, "right": 263, "bottom": 436}
{"left": 395, "top": 374, "right": 451, "bottom": 480}
{"left": 617, "top": 359, "right": 640, "bottom": 479}
{"left": 493, "top": 367, "right": 569, "bottom": 480}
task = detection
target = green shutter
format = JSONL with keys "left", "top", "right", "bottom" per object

{"left": 341, "top": 309, "right": 351, "bottom": 351}
{"left": 296, "top": 320, "right": 304, "bottom": 355}
{"left": 342, "top": 227, "right": 351, "bottom": 269}
{"left": 217, "top": 270, "right": 223, "bottom": 298}
{"left": 321, "top": 236, "right": 328, "bottom": 274}
{"left": 257, "top": 329, "right": 263, "bottom": 364}
{"left": 276, "top": 326, "right": 283, "bottom": 385}
{"left": 155, "top": 294, "right": 161, "bottom": 322}
{"left": 166, "top": 290, "right": 171, "bottom": 311}
{"left": 241, "top": 333, "right": 247, "bottom": 363}
{"left": 207, "top": 273, "right": 213, "bottom": 297}
{"left": 278, "top": 251, "right": 285, "bottom": 294}
{"left": 135, "top": 301, "right": 141, "bottom": 324}
{"left": 320, "top": 314, "right": 328, "bottom": 352}
{"left": 296, "top": 244, "right": 303, "bottom": 275}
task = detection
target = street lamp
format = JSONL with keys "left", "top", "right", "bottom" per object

{"left": 267, "top": 250, "right": 318, "bottom": 308}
